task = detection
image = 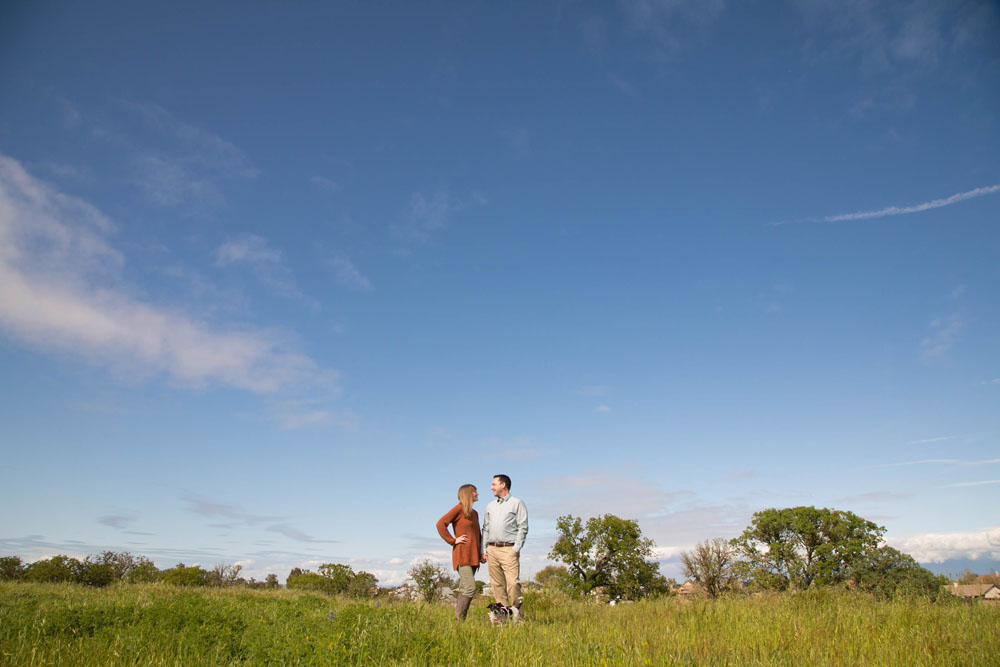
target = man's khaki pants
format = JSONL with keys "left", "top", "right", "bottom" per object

{"left": 486, "top": 545, "right": 522, "bottom": 608}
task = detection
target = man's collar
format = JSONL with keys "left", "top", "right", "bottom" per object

{"left": 495, "top": 494, "right": 510, "bottom": 503}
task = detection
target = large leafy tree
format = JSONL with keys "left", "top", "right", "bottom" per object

{"left": 851, "top": 545, "right": 947, "bottom": 600}
{"left": 549, "top": 514, "right": 669, "bottom": 600}
{"left": 731, "top": 506, "right": 885, "bottom": 591}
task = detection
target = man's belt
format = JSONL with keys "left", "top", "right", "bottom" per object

{"left": 487, "top": 541, "right": 514, "bottom": 547}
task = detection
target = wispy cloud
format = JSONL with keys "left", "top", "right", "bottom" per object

{"left": 0, "top": 154, "right": 335, "bottom": 398}
{"left": 776, "top": 184, "right": 1000, "bottom": 226}
{"left": 328, "top": 252, "right": 374, "bottom": 292}
{"left": 215, "top": 235, "right": 318, "bottom": 308}
{"left": 390, "top": 190, "right": 486, "bottom": 243}
{"left": 183, "top": 496, "right": 282, "bottom": 524}
{"left": 309, "top": 176, "right": 340, "bottom": 193}
{"left": 595, "top": 404, "right": 612, "bottom": 413}
{"left": 907, "top": 434, "right": 961, "bottom": 445}
{"left": 265, "top": 524, "right": 336, "bottom": 543}
{"left": 921, "top": 315, "right": 962, "bottom": 358}
{"left": 98, "top": 514, "right": 136, "bottom": 530}
{"left": 128, "top": 102, "right": 257, "bottom": 179}
{"left": 887, "top": 458, "right": 1000, "bottom": 468}
{"left": 528, "top": 473, "right": 689, "bottom": 520}
{"left": 622, "top": 0, "right": 725, "bottom": 49}
{"left": 183, "top": 495, "right": 332, "bottom": 543}
{"left": 476, "top": 436, "right": 552, "bottom": 461}
{"left": 119, "top": 102, "right": 256, "bottom": 210}
{"left": 579, "top": 15, "right": 607, "bottom": 56}
{"left": 826, "top": 184, "right": 1000, "bottom": 222}
{"left": 837, "top": 491, "right": 912, "bottom": 503}
{"left": 216, "top": 235, "right": 282, "bottom": 265}
{"left": 941, "top": 480, "right": 1000, "bottom": 488}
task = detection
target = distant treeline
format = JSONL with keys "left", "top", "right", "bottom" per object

{"left": 0, "top": 552, "right": 378, "bottom": 596}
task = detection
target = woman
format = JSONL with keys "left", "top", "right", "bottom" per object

{"left": 436, "top": 483, "right": 482, "bottom": 620}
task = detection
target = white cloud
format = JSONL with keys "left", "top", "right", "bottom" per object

{"left": 328, "top": 252, "right": 374, "bottom": 292}
{"left": 0, "top": 153, "right": 335, "bottom": 396}
{"left": 887, "top": 526, "right": 1000, "bottom": 563}
{"left": 921, "top": 315, "right": 962, "bottom": 358}
{"left": 595, "top": 404, "right": 612, "bottom": 413}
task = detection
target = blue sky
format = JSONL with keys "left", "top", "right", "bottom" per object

{"left": 1, "top": 0, "right": 998, "bottom": 585}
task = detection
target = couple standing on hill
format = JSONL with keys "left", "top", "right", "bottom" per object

{"left": 435, "top": 474, "right": 528, "bottom": 621}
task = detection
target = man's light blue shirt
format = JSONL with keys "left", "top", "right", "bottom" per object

{"left": 481, "top": 494, "right": 528, "bottom": 554}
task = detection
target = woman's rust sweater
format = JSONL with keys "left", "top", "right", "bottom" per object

{"left": 436, "top": 504, "right": 482, "bottom": 570}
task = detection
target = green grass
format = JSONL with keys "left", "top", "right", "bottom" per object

{"left": 1, "top": 583, "right": 997, "bottom": 665}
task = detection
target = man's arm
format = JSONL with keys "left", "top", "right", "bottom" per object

{"left": 480, "top": 503, "right": 490, "bottom": 556}
{"left": 512, "top": 498, "right": 528, "bottom": 554}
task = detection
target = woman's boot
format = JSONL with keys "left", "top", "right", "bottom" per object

{"left": 454, "top": 594, "right": 472, "bottom": 621}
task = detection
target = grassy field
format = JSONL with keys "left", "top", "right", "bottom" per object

{"left": 2, "top": 583, "right": 998, "bottom": 665}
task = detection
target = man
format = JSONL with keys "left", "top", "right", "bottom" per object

{"left": 480, "top": 473, "right": 528, "bottom": 616}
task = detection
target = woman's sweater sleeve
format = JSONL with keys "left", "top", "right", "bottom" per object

{"left": 436, "top": 505, "right": 459, "bottom": 545}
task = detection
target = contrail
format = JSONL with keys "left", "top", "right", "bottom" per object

{"left": 826, "top": 183, "right": 1000, "bottom": 222}
{"left": 771, "top": 183, "right": 1000, "bottom": 226}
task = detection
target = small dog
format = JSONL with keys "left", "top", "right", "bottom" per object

{"left": 486, "top": 602, "right": 521, "bottom": 626}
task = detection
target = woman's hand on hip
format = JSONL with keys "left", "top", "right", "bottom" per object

{"left": 454, "top": 534, "right": 468, "bottom": 545}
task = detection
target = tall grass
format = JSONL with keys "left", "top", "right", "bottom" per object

{"left": 1, "top": 583, "right": 997, "bottom": 665}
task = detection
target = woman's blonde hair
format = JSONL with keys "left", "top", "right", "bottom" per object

{"left": 457, "top": 484, "right": 477, "bottom": 519}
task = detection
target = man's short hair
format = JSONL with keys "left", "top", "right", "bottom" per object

{"left": 493, "top": 474, "right": 512, "bottom": 491}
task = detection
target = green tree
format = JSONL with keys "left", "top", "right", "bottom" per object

{"left": 407, "top": 560, "right": 453, "bottom": 603}
{"left": 852, "top": 546, "right": 947, "bottom": 600}
{"left": 730, "top": 507, "right": 885, "bottom": 591}
{"left": 264, "top": 573, "right": 280, "bottom": 589}
{"left": 87, "top": 551, "right": 148, "bottom": 582}
{"left": 347, "top": 571, "right": 379, "bottom": 598}
{"left": 286, "top": 571, "right": 329, "bottom": 592}
{"left": 78, "top": 557, "right": 115, "bottom": 587}
{"left": 318, "top": 563, "right": 356, "bottom": 594}
{"left": 680, "top": 538, "right": 737, "bottom": 599}
{"left": 159, "top": 563, "right": 209, "bottom": 586}
{"left": 534, "top": 564, "right": 571, "bottom": 593}
{"left": 124, "top": 559, "right": 161, "bottom": 583}
{"left": 549, "top": 514, "right": 669, "bottom": 601}
{"left": 0, "top": 556, "right": 25, "bottom": 581}
{"left": 23, "top": 555, "right": 83, "bottom": 583}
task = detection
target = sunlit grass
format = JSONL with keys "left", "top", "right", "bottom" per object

{"left": 1, "top": 583, "right": 997, "bottom": 665}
